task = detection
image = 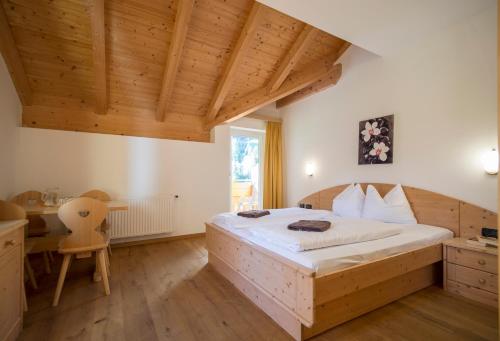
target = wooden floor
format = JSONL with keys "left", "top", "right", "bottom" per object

{"left": 21, "top": 237, "right": 498, "bottom": 341}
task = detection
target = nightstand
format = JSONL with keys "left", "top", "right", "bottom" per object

{"left": 443, "top": 238, "right": 498, "bottom": 308}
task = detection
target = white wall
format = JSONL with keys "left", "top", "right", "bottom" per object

{"left": 12, "top": 117, "right": 264, "bottom": 238}
{"left": 258, "top": 0, "right": 495, "bottom": 56}
{"left": 0, "top": 57, "right": 21, "bottom": 200}
{"left": 281, "top": 8, "right": 497, "bottom": 211}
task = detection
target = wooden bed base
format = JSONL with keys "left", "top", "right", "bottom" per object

{"left": 206, "top": 183, "right": 497, "bottom": 340}
{"left": 206, "top": 223, "right": 441, "bottom": 340}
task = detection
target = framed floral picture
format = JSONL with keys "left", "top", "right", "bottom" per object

{"left": 358, "top": 114, "right": 394, "bottom": 165}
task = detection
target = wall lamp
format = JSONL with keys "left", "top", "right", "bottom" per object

{"left": 482, "top": 148, "right": 498, "bottom": 175}
{"left": 305, "top": 163, "right": 316, "bottom": 177}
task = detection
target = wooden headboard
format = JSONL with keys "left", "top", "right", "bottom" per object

{"left": 299, "top": 183, "right": 497, "bottom": 237}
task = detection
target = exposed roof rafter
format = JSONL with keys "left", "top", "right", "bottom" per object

{"left": 205, "top": 2, "right": 266, "bottom": 122}
{"left": 156, "top": 0, "right": 195, "bottom": 122}
{"left": 277, "top": 42, "right": 351, "bottom": 108}
{"left": 89, "top": 0, "right": 107, "bottom": 115}
{"left": 206, "top": 55, "right": 343, "bottom": 129}
{"left": 266, "top": 24, "right": 318, "bottom": 94}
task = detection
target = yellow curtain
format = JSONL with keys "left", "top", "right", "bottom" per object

{"left": 263, "top": 121, "right": 283, "bottom": 209}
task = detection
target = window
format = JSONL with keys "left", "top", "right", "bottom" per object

{"left": 230, "top": 128, "right": 264, "bottom": 212}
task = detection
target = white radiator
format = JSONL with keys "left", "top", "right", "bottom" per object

{"left": 107, "top": 196, "right": 174, "bottom": 239}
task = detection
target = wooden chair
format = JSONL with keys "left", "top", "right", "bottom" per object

{"left": 0, "top": 200, "right": 26, "bottom": 220}
{"left": 231, "top": 182, "right": 254, "bottom": 211}
{"left": 53, "top": 198, "right": 110, "bottom": 306}
{"left": 10, "top": 191, "right": 59, "bottom": 275}
{"left": 0, "top": 200, "right": 29, "bottom": 311}
{"left": 80, "top": 189, "right": 112, "bottom": 256}
{"left": 10, "top": 191, "right": 48, "bottom": 237}
{"left": 80, "top": 190, "right": 111, "bottom": 202}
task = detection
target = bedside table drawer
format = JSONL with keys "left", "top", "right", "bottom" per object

{"left": 447, "top": 246, "right": 497, "bottom": 274}
{"left": 447, "top": 263, "right": 497, "bottom": 293}
{"left": 447, "top": 280, "right": 498, "bottom": 308}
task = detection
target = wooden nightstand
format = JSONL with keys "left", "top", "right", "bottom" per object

{"left": 443, "top": 238, "right": 498, "bottom": 308}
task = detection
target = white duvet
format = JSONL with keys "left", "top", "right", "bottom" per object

{"left": 249, "top": 217, "right": 402, "bottom": 252}
{"left": 211, "top": 209, "right": 403, "bottom": 252}
{"left": 211, "top": 208, "right": 331, "bottom": 230}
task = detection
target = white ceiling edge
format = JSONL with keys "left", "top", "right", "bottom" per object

{"left": 258, "top": 0, "right": 496, "bottom": 56}
{"left": 248, "top": 102, "right": 281, "bottom": 118}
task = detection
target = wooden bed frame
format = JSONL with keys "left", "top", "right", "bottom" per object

{"left": 206, "top": 183, "right": 498, "bottom": 340}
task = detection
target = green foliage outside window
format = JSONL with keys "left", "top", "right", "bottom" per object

{"left": 231, "top": 135, "right": 259, "bottom": 182}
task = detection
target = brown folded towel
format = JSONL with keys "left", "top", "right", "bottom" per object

{"left": 288, "top": 220, "right": 331, "bottom": 232}
{"left": 237, "top": 210, "right": 271, "bottom": 218}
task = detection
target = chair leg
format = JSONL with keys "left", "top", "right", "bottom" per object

{"left": 67, "top": 254, "right": 73, "bottom": 270}
{"left": 52, "top": 254, "right": 72, "bottom": 307}
{"left": 97, "top": 250, "right": 110, "bottom": 296}
{"left": 48, "top": 251, "right": 55, "bottom": 263}
{"left": 93, "top": 252, "right": 102, "bottom": 282}
{"left": 43, "top": 252, "right": 51, "bottom": 274}
{"left": 24, "top": 256, "right": 38, "bottom": 290}
{"left": 107, "top": 244, "right": 112, "bottom": 257}
{"left": 104, "top": 248, "right": 110, "bottom": 277}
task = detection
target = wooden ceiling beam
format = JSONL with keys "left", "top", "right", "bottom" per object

{"left": 0, "top": 4, "right": 32, "bottom": 105}
{"left": 277, "top": 42, "right": 351, "bottom": 108}
{"left": 23, "top": 105, "right": 210, "bottom": 142}
{"left": 266, "top": 25, "right": 318, "bottom": 94}
{"left": 206, "top": 56, "right": 342, "bottom": 129}
{"left": 89, "top": 0, "right": 107, "bottom": 115}
{"left": 205, "top": 2, "right": 266, "bottom": 122}
{"left": 156, "top": 0, "right": 195, "bottom": 122}
{"left": 276, "top": 66, "right": 342, "bottom": 108}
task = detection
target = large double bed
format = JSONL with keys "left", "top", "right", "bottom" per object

{"left": 206, "top": 183, "right": 497, "bottom": 340}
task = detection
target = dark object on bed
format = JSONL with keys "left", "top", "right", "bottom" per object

{"left": 482, "top": 227, "right": 497, "bottom": 239}
{"left": 288, "top": 220, "right": 331, "bottom": 232}
{"left": 237, "top": 210, "right": 271, "bottom": 218}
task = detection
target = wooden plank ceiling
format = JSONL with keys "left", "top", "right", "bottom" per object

{"left": 0, "top": 0, "right": 349, "bottom": 142}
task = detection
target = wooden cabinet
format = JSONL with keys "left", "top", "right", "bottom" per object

{"left": 444, "top": 238, "right": 498, "bottom": 308}
{"left": 0, "top": 221, "right": 25, "bottom": 341}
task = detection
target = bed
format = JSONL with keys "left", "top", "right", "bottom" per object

{"left": 205, "top": 183, "right": 498, "bottom": 340}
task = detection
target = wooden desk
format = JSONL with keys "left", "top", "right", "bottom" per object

{"left": 22, "top": 200, "right": 128, "bottom": 215}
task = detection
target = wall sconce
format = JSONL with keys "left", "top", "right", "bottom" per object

{"left": 482, "top": 148, "right": 498, "bottom": 175}
{"left": 305, "top": 163, "right": 316, "bottom": 177}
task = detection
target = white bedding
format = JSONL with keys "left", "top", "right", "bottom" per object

{"left": 249, "top": 217, "right": 402, "bottom": 252}
{"left": 211, "top": 208, "right": 331, "bottom": 230}
{"left": 211, "top": 209, "right": 453, "bottom": 275}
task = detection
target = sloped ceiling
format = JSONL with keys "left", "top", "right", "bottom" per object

{"left": 0, "top": 0, "right": 349, "bottom": 142}
{"left": 257, "top": 0, "right": 496, "bottom": 56}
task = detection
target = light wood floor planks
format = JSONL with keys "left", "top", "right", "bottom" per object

{"left": 20, "top": 237, "right": 498, "bottom": 341}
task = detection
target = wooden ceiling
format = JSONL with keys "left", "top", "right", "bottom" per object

{"left": 0, "top": 0, "right": 349, "bottom": 142}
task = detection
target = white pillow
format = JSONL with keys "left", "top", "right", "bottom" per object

{"left": 332, "top": 184, "right": 365, "bottom": 218}
{"left": 362, "top": 184, "right": 417, "bottom": 224}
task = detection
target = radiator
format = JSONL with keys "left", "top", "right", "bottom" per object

{"left": 107, "top": 196, "right": 174, "bottom": 239}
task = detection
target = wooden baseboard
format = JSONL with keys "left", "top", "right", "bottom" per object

{"left": 111, "top": 232, "right": 205, "bottom": 248}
